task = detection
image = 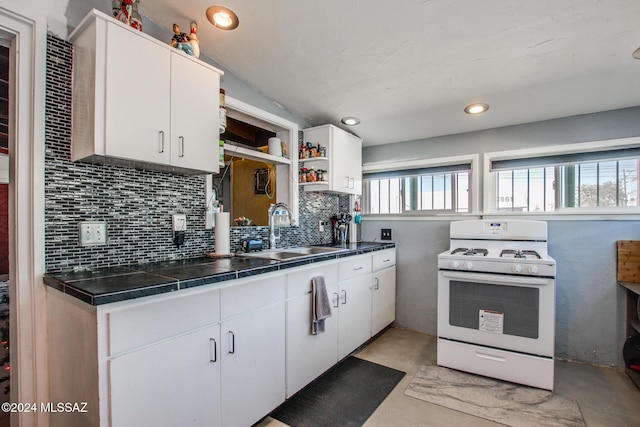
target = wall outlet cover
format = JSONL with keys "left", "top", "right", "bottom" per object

{"left": 172, "top": 214, "right": 187, "bottom": 231}
{"left": 381, "top": 228, "right": 392, "bottom": 240}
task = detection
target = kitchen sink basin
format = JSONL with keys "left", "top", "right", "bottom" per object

{"left": 238, "top": 246, "right": 346, "bottom": 261}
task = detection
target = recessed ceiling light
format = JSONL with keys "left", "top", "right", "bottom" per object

{"left": 633, "top": 46, "right": 640, "bottom": 60}
{"left": 206, "top": 5, "right": 239, "bottom": 30}
{"left": 341, "top": 116, "right": 361, "bottom": 126}
{"left": 464, "top": 103, "right": 489, "bottom": 115}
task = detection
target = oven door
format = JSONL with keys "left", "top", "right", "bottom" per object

{"left": 437, "top": 269, "right": 555, "bottom": 357}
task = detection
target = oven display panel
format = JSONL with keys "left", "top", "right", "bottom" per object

{"left": 484, "top": 222, "right": 507, "bottom": 232}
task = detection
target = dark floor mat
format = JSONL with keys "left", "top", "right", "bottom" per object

{"left": 270, "top": 356, "right": 405, "bottom": 427}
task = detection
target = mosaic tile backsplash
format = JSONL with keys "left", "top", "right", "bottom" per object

{"left": 44, "top": 35, "right": 354, "bottom": 272}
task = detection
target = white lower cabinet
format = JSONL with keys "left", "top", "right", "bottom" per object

{"left": 372, "top": 249, "right": 397, "bottom": 336}
{"left": 220, "top": 301, "right": 286, "bottom": 427}
{"left": 285, "top": 262, "right": 340, "bottom": 396}
{"left": 109, "top": 325, "right": 222, "bottom": 427}
{"left": 47, "top": 249, "right": 394, "bottom": 427}
{"left": 337, "top": 274, "right": 373, "bottom": 359}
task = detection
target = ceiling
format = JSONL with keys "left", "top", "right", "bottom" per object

{"left": 140, "top": 0, "right": 640, "bottom": 147}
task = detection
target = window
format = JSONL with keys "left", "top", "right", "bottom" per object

{"left": 363, "top": 161, "right": 473, "bottom": 215}
{"left": 486, "top": 138, "right": 640, "bottom": 213}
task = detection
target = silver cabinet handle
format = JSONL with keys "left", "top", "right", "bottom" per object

{"left": 333, "top": 292, "right": 339, "bottom": 308}
{"left": 353, "top": 266, "right": 363, "bottom": 271}
{"left": 158, "top": 130, "right": 165, "bottom": 153}
{"left": 209, "top": 338, "right": 217, "bottom": 363}
{"left": 228, "top": 331, "right": 235, "bottom": 354}
{"left": 383, "top": 259, "right": 391, "bottom": 263}
{"left": 374, "top": 277, "right": 379, "bottom": 290}
{"left": 341, "top": 290, "right": 347, "bottom": 305}
{"left": 179, "top": 136, "right": 185, "bottom": 157}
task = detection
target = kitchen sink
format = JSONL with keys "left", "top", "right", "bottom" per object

{"left": 238, "top": 246, "right": 346, "bottom": 261}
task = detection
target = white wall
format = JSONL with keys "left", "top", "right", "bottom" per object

{"left": 361, "top": 106, "right": 640, "bottom": 367}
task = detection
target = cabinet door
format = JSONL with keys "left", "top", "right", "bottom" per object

{"left": 170, "top": 52, "right": 219, "bottom": 173}
{"left": 330, "top": 127, "right": 362, "bottom": 195}
{"left": 372, "top": 266, "right": 396, "bottom": 336}
{"left": 109, "top": 325, "right": 221, "bottom": 427}
{"left": 221, "top": 302, "right": 286, "bottom": 427}
{"left": 104, "top": 22, "right": 171, "bottom": 164}
{"left": 338, "top": 276, "right": 373, "bottom": 359}
{"left": 286, "top": 283, "right": 339, "bottom": 396}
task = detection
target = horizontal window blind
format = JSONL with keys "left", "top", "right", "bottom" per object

{"left": 491, "top": 146, "right": 640, "bottom": 171}
{"left": 364, "top": 163, "right": 471, "bottom": 180}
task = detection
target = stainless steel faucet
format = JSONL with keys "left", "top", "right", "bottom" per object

{"left": 268, "top": 203, "right": 292, "bottom": 249}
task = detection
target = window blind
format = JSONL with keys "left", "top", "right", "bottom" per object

{"left": 491, "top": 146, "right": 640, "bottom": 171}
{"left": 363, "top": 163, "right": 471, "bottom": 180}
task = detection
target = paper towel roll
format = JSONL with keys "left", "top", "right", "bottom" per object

{"left": 214, "top": 212, "right": 231, "bottom": 255}
{"left": 268, "top": 137, "right": 282, "bottom": 157}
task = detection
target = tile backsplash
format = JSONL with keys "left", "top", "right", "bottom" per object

{"left": 44, "top": 35, "right": 353, "bottom": 272}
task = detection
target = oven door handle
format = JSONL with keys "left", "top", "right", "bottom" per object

{"left": 441, "top": 271, "right": 550, "bottom": 286}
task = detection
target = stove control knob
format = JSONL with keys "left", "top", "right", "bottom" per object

{"left": 527, "top": 265, "right": 539, "bottom": 274}
{"left": 463, "top": 261, "right": 473, "bottom": 270}
{"left": 449, "top": 260, "right": 460, "bottom": 269}
{"left": 511, "top": 264, "right": 523, "bottom": 273}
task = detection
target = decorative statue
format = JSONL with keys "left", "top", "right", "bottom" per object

{"left": 112, "top": 0, "right": 142, "bottom": 31}
{"left": 170, "top": 23, "right": 194, "bottom": 56}
{"left": 170, "top": 22, "right": 200, "bottom": 58}
{"left": 189, "top": 22, "right": 200, "bottom": 58}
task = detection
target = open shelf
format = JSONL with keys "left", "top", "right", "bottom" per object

{"left": 224, "top": 142, "right": 291, "bottom": 165}
{"left": 299, "top": 156, "right": 328, "bottom": 164}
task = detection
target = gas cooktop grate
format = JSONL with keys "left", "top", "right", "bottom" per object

{"left": 450, "top": 248, "right": 489, "bottom": 256}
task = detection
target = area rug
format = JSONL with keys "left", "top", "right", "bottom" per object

{"left": 270, "top": 356, "right": 405, "bottom": 427}
{"left": 404, "top": 365, "right": 585, "bottom": 427}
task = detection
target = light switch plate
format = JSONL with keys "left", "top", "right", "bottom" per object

{"left": 172, "top": 214, "right": 187, "bottom": 231}
{"left": 381, "top": 228, "right": 392, "bottom": 240}
{"left": 79, "top": 222, "right": 107, "bottom": 246}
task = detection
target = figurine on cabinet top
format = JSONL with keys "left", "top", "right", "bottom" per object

{"left": 189, "top": 22, "right": 200, "bottom": 58}
{"left": 170, "top": 22, "right": 200, "bottom": 58}
{"left": 113, "top": 0, "right": 142, "bottom": 31}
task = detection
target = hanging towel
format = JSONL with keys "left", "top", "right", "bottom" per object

{"left": 311, "top": 275, "right": 332, "bottom": 335}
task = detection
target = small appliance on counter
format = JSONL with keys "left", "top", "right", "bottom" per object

{"left": 241, "top": 239, "right": 263, "bottom": 252}
{"left": 331, "top": 213, "right": 352, "bottom": 245}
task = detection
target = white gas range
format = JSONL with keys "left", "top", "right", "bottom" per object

{"left": 437, "top": 219, "right": 556, "bottom": 390}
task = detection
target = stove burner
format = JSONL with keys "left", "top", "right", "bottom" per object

{"left": 451, "top": 248, "right": 488, "bottom": 256}
{"left": 500, "top": 249, "right": 541, "bottom": 259}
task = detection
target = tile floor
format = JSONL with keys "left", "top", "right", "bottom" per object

{"left": 265, "top": 327, "right": 640, "bottom": 427}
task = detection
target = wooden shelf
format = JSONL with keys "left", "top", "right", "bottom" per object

{"left": 626, "top": 368, "right": 640, "bottom": 390}
{"left": 619, "top": 281, "right": 640, "bottom": 296}
{"left": 224, "top": 142, "right": 291, "bottom": 165}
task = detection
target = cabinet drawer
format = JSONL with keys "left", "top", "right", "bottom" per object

{"left": 107, "top": 287, "right": 220, "bottom": 356}
{"left": 338, "top": 254, "right": 372, "bottom": 281}
{"left": 287, "top": 261, "right": 339, "bottom": 297}
{"left": 373, "top": 249, "right": 396, "bottom": 271}
{"left": 220, "top": 274, "right": 286, "bottom": 319}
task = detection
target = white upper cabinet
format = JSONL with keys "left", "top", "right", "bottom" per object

{"left": 302, "top": 124, "right": 363, "bottom": 195}
{"left": 70, "top": 9, "right": 222, "bottom": 175}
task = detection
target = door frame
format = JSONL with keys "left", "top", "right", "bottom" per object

{"left": 0, "top": 5, "right": 48, "bottom": 426}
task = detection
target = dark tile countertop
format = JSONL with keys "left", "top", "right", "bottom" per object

{"left": 44, "top": 242, "right": 395, "bottom": 306}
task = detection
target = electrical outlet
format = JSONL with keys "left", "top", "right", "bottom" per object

{"left": 381, "top": 228, "right": 392, "bottom": 240}
{"left": 79, "top": 222, "right": 107, "bottom": 246}
{"left": 172, "top": 214, "right": 187, "bottom": 231}
{"left": 319, "top": 220, "right": 325, "bottom": 232}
